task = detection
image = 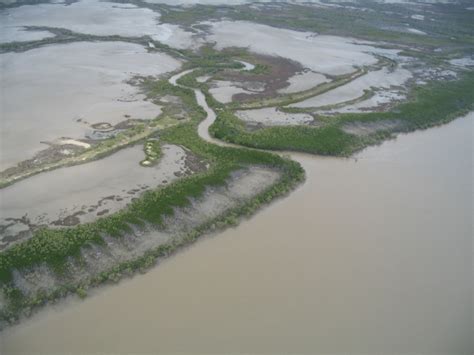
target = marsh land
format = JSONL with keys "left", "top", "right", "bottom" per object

{"left": 0, "top": 0, "right": 472, "bottom": 353}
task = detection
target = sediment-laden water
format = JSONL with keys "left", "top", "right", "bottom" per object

{"left": 1, "top": 113, "right": 471, "bottom": 354}
{"left": 0, "top": 41, "right": 180, "bottom": 170}
{"left": 0, "top": 144, "right": 195, "bottom": 249}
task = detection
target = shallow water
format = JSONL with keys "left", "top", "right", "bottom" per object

{"left": 278, "top": 70, "right": 329, "bottom": 94}
{"left": 207, "top": 21, "right": 400, "bottom": 75}
{"left": 292, "top": 66, "right": 411, "bottom": 109}
{"left": 1, "top": 113, "right": 472, "bottom": 354}
{"left": 208, "top": 80, "right": 253, "bottom": 103}
{"left": 0, "top": 0, "right": 195, "bottom": 48}
{"left": 0, "top": 27, "right": 54, "bottom": 43}
{"left": 0, "top": 144, "right": 190, "bottom": 249}
{"left": 0, "top": 41, "right": 180, "bottom": 169}
{"left": 236, "top": 107, "right": 313, "bottom": 126}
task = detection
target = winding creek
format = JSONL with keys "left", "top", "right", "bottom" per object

{"left": 171, "top": 69, "right": 240, "bottom": 148}
{"left": 0, "top": 69, "right": 472, "bottom": 353}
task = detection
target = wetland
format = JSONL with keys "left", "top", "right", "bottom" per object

{"left": 0, "top": 0, "right": 472, "bottom": 353}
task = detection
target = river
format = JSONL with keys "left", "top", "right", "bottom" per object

{"left": 1, "top": 111, "right": 472, "bottom": 354}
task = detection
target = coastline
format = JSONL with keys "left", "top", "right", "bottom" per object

{"left": 2, "top": 112, "right": 471, "bottom": 354}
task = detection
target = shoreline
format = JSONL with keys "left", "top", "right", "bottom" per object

{"left": 0, "top": 66, "right": 306, "bottom": 326}
{"left": 1, "top": 3, "right": 473, "bottom": 330}
{"left": 2, "top": 112, "right": 471, "bottom": 353}
{"left": 1, "top": 53, "right": 472, "bottom": 328}
{"left": 0, "top": 56, "right": 471, "bottom": 328}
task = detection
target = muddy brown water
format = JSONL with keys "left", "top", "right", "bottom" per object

{"left": 0, "top": 41, "right": 180, "bottom": 170}
{"left": 0, "top": 144, "right": 192, "bottom": 249}
{"left": 1, "top": 114, "right": 472, "bottom": 354}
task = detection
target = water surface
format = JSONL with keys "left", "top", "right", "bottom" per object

{"left": 0, "top": 41, "right": 180, "bottom": 169}
{"left": 0, "top": 145, "right": 190, "bottom": 249}
{"left": 1, "top": 114, "right": 472, "bottom": 354}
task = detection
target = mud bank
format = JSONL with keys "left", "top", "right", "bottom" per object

{"left": 0, "top": 0, "right": 196, "bottom": 48}
{"left": 290, "top": 65, "right": 412, "bottom": 109}
{"left": 210, "top": 54, "right": 303, "bottom": 103}
{"left": 0, "top": 144, "right": 206, "bottom": 250}
{"left": 236, "top": 107, "right": 314, "bottom": 127}
{"left": 206, "top": 21, "right": 399, "bottom": 76}
{"left": 0, "top": 164, "right": 281, "bottom": 328}
{"left": 2, "top": 113, "right": 471, "bottom": 354}
{"left": 0, "top": 41, "right": 180, "bottom": 170}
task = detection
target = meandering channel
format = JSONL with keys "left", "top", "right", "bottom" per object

{"left": 2, "top": 65, "right": 473, "bottom": 354}
{"left": 169, "top": 69, "right": 236, "bottom": 147}
{"left": 2, "top": 111, "right": 471, "bottom": 354}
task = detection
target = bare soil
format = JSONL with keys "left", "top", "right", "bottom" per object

{"left": 216, "top": 53, "right": 303, "bottom": 102}
{"left": 8, "top": 166, "right": 281, "bottom": 298}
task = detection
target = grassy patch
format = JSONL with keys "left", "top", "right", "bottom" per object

{"left": 247, "top": 63, "right": 270, "bottom": 75}
{"left": 0, "top": 80, "right": 304, "bottom": 324}
{"left": 228, "top": 68, "right": 367, "bottom": 110}
{"left": 210, "top": 72, "right": 474, "bottom": 155}
{"left": 1, "top": 3, "right": 472, "bottom": 324}
{"left": 155, "top": 2, "right": 474, "bottom": 49}
{"left": 140, "top": 139, "right": 162, "bottom": 167}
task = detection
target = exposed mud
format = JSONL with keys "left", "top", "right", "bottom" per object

{"left": 0, "top": 26, "right": 54, "bottom": 43}
{"left": 5, "top": 165, "right": 281, "bottom": 302}
{"left": 0, "top": 0, "right": 197, "bottom": 49}
{"left": 0, "top": 41, "right": 180, "bottom": 170}
{"left": 291, "top": 65, "right": 412, "bottom": 109}
{"left": 3, "top": 114, "right": 471, "bottom": 354}
{"left": 449, "top": 57, "right": 474, "bottom": 68}
{"left": 278, "top": 70, "right": 329, "bottom": 94}
{"left": 208, "top": 80, "right": 255, "bottom": 104}
{"left": 0, "top": 144, "right": 208, "bottom": 250}
{"left": 210, "top": 54, "right": 303, "bottom": 103}
{"left": 0, "top": 143, "right": 89, "bottom": 183}
{"left": 207, "top": 21, "right": 400, "bottom": 76}
{"left": 0, "top": 119, "right": 150, "bottom": 184}
{"left": 236, "top": 107, "right": 314, "bottom": 127}
{"left": 341, "top": 119, "right": 403, "bottom": 136}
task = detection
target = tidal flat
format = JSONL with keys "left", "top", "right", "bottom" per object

{"left": 0, "top": 0, "right": 196, "bottom": 48}
{"left": 236, "top": 107, "right": 314, "bottom": 127}
{"left": 0, "top": 144, "right": 205, "bottom": 249}
{"left": 0, "top": 41, "right": 180, "bottom": 170}
{"left": 206, "top": 21, "right": 397, "bottom": 75}
{"left": 2, "top": 112, "right": 471, "bottom": 355}
{"left": 0, "top": 0, "right": 472, "bottom": 351}
{"left": 291, "top": 65, "right": 412, "bottom": 109}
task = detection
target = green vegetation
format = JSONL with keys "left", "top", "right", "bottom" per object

{"left": 0, "top": 124, "right": 304, "bottom": 320}
{"left": 1, "top": 0, "right": 473, "bottom": 327}
{"left": 211, "top": 110, "right": 360, "bottom": 156}
{"left": 185, "top": 45, "right": 247, "bottom": 69}
{"left": 226, "top": 56, "right": 394, "bottom": 110}
{"left": 0, "top": 0, "right": 60, "bottom": 10}
{"left": 140, "top": 139, "right": 162, "bottom": 166}
{"left": 247, "top": 63, "right": 270, "bottom": 75}
{"left": 211, "top": 72, "right": 474, "bottom": 155}
{"left": 229, "top": 67, "right": 367, "bottom": 110}
{"left": 0, "top": 73, "right": 304, "bottom": 324}
{"left": 281, "top": 89, "right": 375, "bottom": 114}
{"left": 0, "top": 26, "right": 190, "bottom": 60}
{"left": 0, "top": 46, "right": 238, "bottom": 185}
{"left": 154, "top": 2, "right": 474, "bottom": 49}
{"left": 0, "top": 105, "right": 182, "bottom": 189}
